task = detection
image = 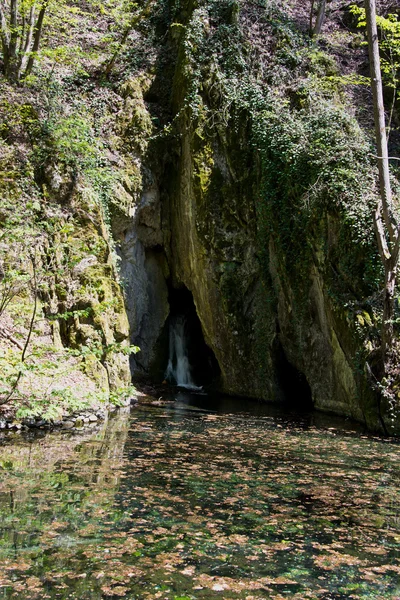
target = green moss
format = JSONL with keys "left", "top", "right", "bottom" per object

{"left": 193, "top": 139, "right": 214, "bottom": 193}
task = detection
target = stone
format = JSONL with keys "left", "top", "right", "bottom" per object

{"left": 108, "top": 12, "right": 386, "bottom": 431}
{"left": 72, "top": 255, "right": 98, "bottom": 276}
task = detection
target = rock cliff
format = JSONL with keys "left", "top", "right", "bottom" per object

{"left": 1, "top": 0, "right": 398, "bottom": 432}
{"left": 114, "top": 0, "right": 395, "bottom": 433}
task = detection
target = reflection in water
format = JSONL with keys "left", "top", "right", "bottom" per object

{"left": 0, "top": 401, "right": 399, "bottom": 599}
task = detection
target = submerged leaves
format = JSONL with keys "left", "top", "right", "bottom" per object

{"left": 0, "top": 403, "right": 399, "bottom": 599}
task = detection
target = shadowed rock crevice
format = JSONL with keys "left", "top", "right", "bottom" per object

{"left": 274, "top": 339, "right": 313, "bottom": 411}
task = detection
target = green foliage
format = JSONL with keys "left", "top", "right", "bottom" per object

{"left": 0, "top": 80, "right": 133, "bottom": 420}
{"left": 176, "top": 0, "right": 379, "bottom": 295}
{"left": 42, "top": 115, "right": 99, "bottom": 170}
{"left": 0, "top": 0, "right": 156, "bottom": 82}
{"left": 108, "top": 383, "right": 136, "bottom": 406}
{"left": 351, "top": 6, "right": 400, "bottom": 99}
{"left": 15, "top": 388, "right": 93, "bottom": 421}
{"left": 68, "top": 340, "right": 139, "bottom": 361}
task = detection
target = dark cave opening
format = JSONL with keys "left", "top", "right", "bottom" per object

{"left": 163, "top": 285, "right": 221, "bottom": 388}
{"left": 275, "top": 339, "right": 313, "bottom": 410}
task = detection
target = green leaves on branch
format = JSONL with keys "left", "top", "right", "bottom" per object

{"left": 350, "top": 5, "right": 400, "bottom": 98}
{"left": 68, "top": 341, "right": 139, "bottom": 360}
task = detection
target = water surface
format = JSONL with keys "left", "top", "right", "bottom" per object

{"left": 0, "top": 395, "right": 399, "bottom": 599}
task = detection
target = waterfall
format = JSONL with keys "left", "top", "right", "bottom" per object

{"left": 165, "top": 315, "right": 197, "bottom": 388}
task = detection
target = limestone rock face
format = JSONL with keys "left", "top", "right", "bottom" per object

{"left": 116, "top": 222, "right": 169, "bottom": 374}
{"left": 269, "top": 240, "right": 371, "bottom": 422}
{"left": 159, "top": 111, "right": 380, "bottom": 426}
{"left": 43, "top": 167, "right": 132, "bottom": 396}
{"left": 165, "top": 116, "right": 279, "bottom": 400}
{"left": 109, "top": 9, "right": 389, "bottom": 432}
{"left": 109, "top": 79, "right": 170, "bottom": 375}
{"left": 111, "top": 74, "right": 382, "bottom": 429}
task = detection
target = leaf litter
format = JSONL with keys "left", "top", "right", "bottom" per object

{"left": 0, "top": 402, "right": 399, "bottom": 599}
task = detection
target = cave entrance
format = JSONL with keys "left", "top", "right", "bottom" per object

{"left": 163, "top": 286, "right": 220, "bottom": 388}
{"left": 275, "top": 340, "right": 313, "bottom": 410}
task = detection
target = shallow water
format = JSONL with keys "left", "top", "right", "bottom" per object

{"left": 0, "top": 394, "right": 399, "bottom": 599}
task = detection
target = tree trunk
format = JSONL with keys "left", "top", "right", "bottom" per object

{"left": 0, "top": 3, "right": 11, "bottom": 73}
{"left": 17, "top": 4, "right": 35, "bottom": 79}
{"left": 365, "top": 0, "right": 398, "bottom": 362}
{"left": 5, "top": 0, "right": 19, "bottom": 80}
{"left": 24, "top": 0, "right": 48, "bottom": 78}
{"left": 383, "top": 261, "right": 396, "bottom": 353}
{"left": 365, "top": 0, "right": 394, "bottom": 239}
{"left": 104, "top": 26, "right": 131, "bottom": 78}
{"left": 313, "top": 0, "right": 326, "bottom": 36}
{"left": 309, "top": 0, "right": 315, "bottom": 37}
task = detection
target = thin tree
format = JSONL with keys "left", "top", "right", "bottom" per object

{"left": 0, "top": 0, "right": 49, "bottom": 82}
{"left": 309, "top": 0, "right": 328, "bottom": 36}
{"left": 365, "top": 0, "right": 400, "bottom": 363}
{"left": 104, "top": 0, "right": 153, "bottom": 78}
{"left": 0, "top": 251, "right": 38, "bottom": 406}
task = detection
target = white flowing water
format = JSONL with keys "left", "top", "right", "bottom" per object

{"left": 165, "top": 315, "right": 198, "bottom": 389}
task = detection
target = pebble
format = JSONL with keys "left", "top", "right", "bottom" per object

{"left": 1, "top": 406, "right": 111, "bottom": 433}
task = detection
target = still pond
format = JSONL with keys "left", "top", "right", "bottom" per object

{"left": 0, "top": 392, "right": 399, "bottom": 599}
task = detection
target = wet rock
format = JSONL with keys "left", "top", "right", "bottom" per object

{"left": 62, "top": 420, "right": 74, "bottom": 429}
